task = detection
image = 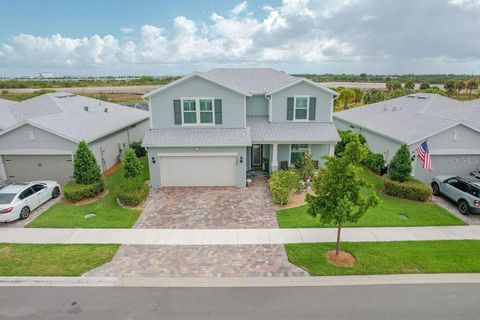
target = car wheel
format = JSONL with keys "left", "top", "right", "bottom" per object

{"left": 458, "top": 200, "right": 470, "bottom": 215}
{"left": 431, "top": 183, "right": 440, "bottom": 196}
{"left": 19, "top": 207, "right": 30, "bottom": 220}
{"left": 52, "top": 187, "right": 60, "bottom": 199}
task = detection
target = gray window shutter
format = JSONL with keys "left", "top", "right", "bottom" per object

{"left": 309, "top": 97, "right": 316, "bottom": 121}
{"left": 173, "top": 99, "right": 181, "bottom": 125}
{"left": 215, "top": 99, "right": 222, "bottom": 124}
{"left": 287, "top": 97, "right": 294, "bottom": 120}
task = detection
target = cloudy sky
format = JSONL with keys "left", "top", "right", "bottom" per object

{"left": 1, "top": 0, "right": 480, "bottom": 76}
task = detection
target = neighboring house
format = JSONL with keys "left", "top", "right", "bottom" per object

{"left": 142, "top": 68, "right": 340, "bottom": 188}
{"left": 333, "top": 93, "right": 480, "bottom": 183}
{"left": 0, "top": 93, "right": 149, "bottom": 184}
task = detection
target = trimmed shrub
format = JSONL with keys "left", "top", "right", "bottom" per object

{"left": 123, "top": 148, "right": 142, "bottom": 179}
{"left": 362, "top": 151, "right": 384, "bottom": 174}
{"left": 388, "top": 145, "right": 412, "bottom": 182}
{"left": 73, "top": 141, "right": 103, "bottom": 185}
{"left": 269, "top": 170, "right": 300, "bottom": 205}
{"left": 383, "top": 179, "right": 431, "bottom": 202}
{"left": 63, "top": 180, "right": 104, "bottom": 202}
{"left": 130, "top": 141, "right": 147, "bottom": 158}
{"left": 117, "top": 182, "right": 150, "bottom": 207}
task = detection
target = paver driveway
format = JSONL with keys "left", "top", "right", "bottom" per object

{"left": 135, "top": 177, "right": 278, "bottom": 229}
{"left": 85, "top": 245, "right": 308, "bottom": 277}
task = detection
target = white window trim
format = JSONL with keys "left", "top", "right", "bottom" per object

{"left": 289, "top": 144, "right": 311, "bottom": 166}
{"left": 293, "top": 95, "right": 309, "bottom": 122}
{"left": 180, "top": 97, "right": 216, "bottom": 126}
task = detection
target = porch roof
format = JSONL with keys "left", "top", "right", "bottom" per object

{"left": 246, "top": 116, "right": 340, "bottom": 143}
{"left": 142, "top": 127, "right": 252, "bottom": 147}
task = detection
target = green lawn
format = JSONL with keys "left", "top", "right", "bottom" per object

{"left": 286, "top": 240, "right": 480, "bottom": 276}
{"left": 277, "top": 168, "right": 465, "bottom": 228}
{"left": 26, "top": 157, "right": 149, "bottom": 228}
{"left": 0, "top": 243, "right": 119, "bottom": 276}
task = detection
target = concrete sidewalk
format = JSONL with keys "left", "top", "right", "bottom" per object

{"left": 1, "top": 226, "right": 480, "bottom": 245}
{"left": 1, "top": 273, "right": 480, "bottom": 287}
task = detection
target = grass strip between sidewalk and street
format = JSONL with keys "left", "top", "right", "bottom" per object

{"left": 286, "top": 240, "right": 480, "bottom": 276}
{"left": 0, "top": 243, "right": 119, "bottom": 276}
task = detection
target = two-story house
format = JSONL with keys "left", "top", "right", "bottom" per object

{"left": 142, "top": 68, "right": 340, "bottom": 188}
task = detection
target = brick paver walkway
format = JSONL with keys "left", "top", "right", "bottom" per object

{"left": 135, "top": 177, "right": 278, "bottom": 229}
{"left": 85, "top": 245, "right": 308, "bottom": 277}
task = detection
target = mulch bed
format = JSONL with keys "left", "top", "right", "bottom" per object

{"left": 325, "top": 250, "right": 356, "bottom": 267}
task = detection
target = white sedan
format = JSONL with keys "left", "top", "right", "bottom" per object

{"left": 0, "top": 181, "right": 61, "bottom": 222}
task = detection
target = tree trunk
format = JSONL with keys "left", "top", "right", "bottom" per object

{"left": 335, "top": 225, "right": 342, "bottom": 255}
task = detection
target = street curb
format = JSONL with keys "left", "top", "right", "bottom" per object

{"left": 0, "top": 274, "right": 479, "bottom": 287}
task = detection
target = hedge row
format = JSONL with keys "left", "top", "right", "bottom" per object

{"left": 63, "top": 180, "right": 104, "bottom": 202}
{"left": 117, "top": 182, "right": 150, "bottom": 207}
{"left": 362, "top": 151, "right": 384, "bottom": 174}
{"left": 383, "top": 179, "right": 431, "bottom": 202}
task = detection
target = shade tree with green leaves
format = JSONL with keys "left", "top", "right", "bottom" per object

{"left": 306, "top": 135, "right": 379, "bottom": 256}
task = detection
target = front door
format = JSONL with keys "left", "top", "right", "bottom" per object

{"left": 252, "top": 144, "right": 262, "bottom": 167}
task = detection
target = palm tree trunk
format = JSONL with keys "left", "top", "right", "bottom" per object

{"left": 335, "top": 225, "right": 342, "bottom": 255}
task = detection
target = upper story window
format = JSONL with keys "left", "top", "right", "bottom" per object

{"left": 294, "top": 97, "right": 309, "bottom": 120}
{"left": 181, "top": 98, "right": 214, "bottom": 125}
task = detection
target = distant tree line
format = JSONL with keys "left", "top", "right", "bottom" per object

{"left": 296, "top": 73, "right": 479, "bottom": 84}
{"left": 0, "top": 76, "right": 181, "bottom": 89}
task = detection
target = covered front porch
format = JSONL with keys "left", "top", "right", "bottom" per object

{"left": 246, "top": 142, "right": 335, "bottom": 172}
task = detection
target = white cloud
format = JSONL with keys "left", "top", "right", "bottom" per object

{"left": 448, "top": 0, "right": 480, "bottom": 8}
{"left": 120, "top": 27, "right": 135, "bottom": 34}
{"left": 1, "top": 0, "right": 480, "bottom": 74}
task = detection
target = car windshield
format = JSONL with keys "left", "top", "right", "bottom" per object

{"left": 0, "top": 193, "right": 16, "bottom": 204}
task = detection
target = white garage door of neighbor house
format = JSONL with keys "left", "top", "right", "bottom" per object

{"left": 159, "top": 155, "right": 237, "bottom": 187}
{"left": 415, "top": 154, "right": 480, "bottom": 184}
{"left": 3, "top": 154, "right": 73, "bottom": 185}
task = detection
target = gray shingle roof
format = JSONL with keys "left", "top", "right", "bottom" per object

{"left": 205, "top": 68, "right": 299, "bottom": 94}
{"left": 0, "top": 98, "right": 16, "bottom": 108}
{"left": 1, "top": 92, "right": 149, "bottom": 142}
{"left": 334, "top": 93, "right": 480, "bottom": 144}
{"left": 247, "top": 116, "right": 340, "bottom": 143}
{"left": 142, "top": 128, "right": 252, "bottom": 147}
{"left": 0, "top": 99, "right": 17, "bottom": 130}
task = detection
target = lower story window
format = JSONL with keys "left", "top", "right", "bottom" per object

{"left": 291, "top": 144, "right": 309, "bottom": 165}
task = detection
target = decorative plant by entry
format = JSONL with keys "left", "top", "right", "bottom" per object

{"left": 123, "top": 148, "right": 142, "bottom": 179}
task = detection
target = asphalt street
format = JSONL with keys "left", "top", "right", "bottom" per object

{"left": 0, "top": 284, "right": 479, "bottom": 320}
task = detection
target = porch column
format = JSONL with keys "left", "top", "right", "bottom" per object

{"left": 271, "top": 143, "right": 279, "bottom": 171}
{"left": 328, "top": 143, "right": 335, "bottom": 156}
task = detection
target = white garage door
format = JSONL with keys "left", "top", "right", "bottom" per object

{"left": 415, "top": 154, "right": 480, "bottom": 184}
{"left": 3, "top": 154, "right": 73, "bottom": 185}
{"left": 159, "top": 155, "right": 237, "bottom": 187}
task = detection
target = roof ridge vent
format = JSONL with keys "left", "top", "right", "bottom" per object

{"left": 417, "top": 95, "right": 428, "bottom": 99}
{"left": 407, "top": 94, "right": 416, "bottom": 98}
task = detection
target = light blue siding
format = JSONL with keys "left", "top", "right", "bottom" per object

{"left": 271, "top": 82, "right": 333, "bottom": 123}
{"left": 311, "top": 144, "right": 330, "bottom": 166}
{"left": 149, "top": 76, "right": 245, "bottom": 129}
{"left": 246, "top": 95, "right": 268, "bottom": 116}
{"left": 148, "top": 146, "right": 246, "bottom": 188}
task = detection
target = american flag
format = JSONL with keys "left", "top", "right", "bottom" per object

{"left": 416, "top": 141, "right": 432, "bottom": 171}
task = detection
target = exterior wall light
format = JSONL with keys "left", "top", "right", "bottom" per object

{"left": 151, "top": 156, "right": 156, "bottom": 164}
{"left": 240, "top": 156, "right": 243, "bottom": 163}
